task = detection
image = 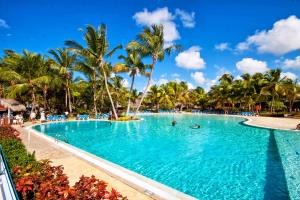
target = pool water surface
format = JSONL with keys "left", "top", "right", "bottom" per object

{"left": 33, "top": 114, "right": 300, "bottom": 199}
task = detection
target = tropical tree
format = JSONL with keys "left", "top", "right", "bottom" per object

{"left": 260, "top": 69, "right": 285, "bottom": 113}
{"left": 282, "top": 79, "right": 299, "bottom": 112}
{"left": 0, "top": 50, "right": 50, "bottom": 111}
{"left": 158, "top": 83, "right": 175, "bottom": 109}
{"left": 241, "top": 73, "right": 257, "bottom": 111}
{"left": 65, "top": 24, "right": 122, "bottom": 119}
{"left": 128, "top": 24, "right": 180, "bottom": 115}
{"left": 74, "top": 54, "right": 99, "bottom": 114}
{"left": 146, "top": 85, "right": 161, "bottom": 110}
{"left": 113, "top": 47, "right": 147, "bottom": 115}
{"left": 48, "top": 48, "right": 76, "bottom": 113}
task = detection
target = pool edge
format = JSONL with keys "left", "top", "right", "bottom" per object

{"left": 25, "top": 125, "right": 197, "bottom": 200}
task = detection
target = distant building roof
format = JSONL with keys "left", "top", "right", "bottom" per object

{"left": 0, "top": 99, "right": 26, "bottom": 112}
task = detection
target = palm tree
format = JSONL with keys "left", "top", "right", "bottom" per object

{"left": 74, "top": 54, "right": 99, "bottom": 115}
{"left": 241, "top": 73, "right": 256, "bottom": 111}
{"left": 147, "top": 85, "right": 161, "bottom": 110}
{"left": 158, "top": 83, "right": 175, "bottom": 109}
{"left": 261, "top": 69, "right": 285, "bottom": 113}
{"left": 32, "top": 57, "right": 59, "bottom": 110}
{"left": 128, "top": 24, "right": 180, "bottom": 116}
{"left": 66, "top": 24, "right": 122, "bottom": 119}
{"left": 218, "top": 74, "right": 234, "bottom": 109}
{"left": 113, "top": 47, "right": 147, "bottom": 115}
{"left": 0, "top": 50, "right": 49, "bottom": 112}
{"left": 282, "top": 78, "right": 299, "bottom": 112}
{"left": 48, "top": 48, "right": 76, "bottom": 113}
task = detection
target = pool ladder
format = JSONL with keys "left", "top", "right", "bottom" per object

{"left": 55, "top": 133, "right": 69, "bottom": 143}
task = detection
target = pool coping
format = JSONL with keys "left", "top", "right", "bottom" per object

{"left": 25, "top": 124, "right": 197, "bottom": 200}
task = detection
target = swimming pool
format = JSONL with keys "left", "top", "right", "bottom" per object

{"left": 32, "top": 114, "right": 300, "bottom": 199}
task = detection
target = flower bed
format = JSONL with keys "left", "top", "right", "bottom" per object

{"left": 0, "top": 126, "right": 127, "bottom": 200}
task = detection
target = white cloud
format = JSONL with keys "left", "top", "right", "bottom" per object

{"left": 175, "top": 46, "right": 205, "bottom": 69}
{"left": 236, "top": 15, "right": 300, "bottom": 55}
{"left": 236, "top": 58, "right": 269, "bottom": 75}
{"left": 133, "top": 7, "right": 180, "bottom": 44}
{"left": 171, "top": 73, "right": 180, "bottom": 78}
{"left": 191, "top": 72, "right": 206, "bottom": 85}
{"left": 122, "top": 79, "right": 129, "bottom": 88}
{"left": 0, "top": 19, "right": 9, "bottom": 28}
{"left": 281, "top": 72, "right": 297, "bottom": 81}
{"left": 187, "top": 82, "right": 195, "bottom": 89}
{"left": 215, "top": 42, "right": 230, "bottom": 51}
{"left": 214, "top": 65, "right": 231, "bottom": 76}
{"left": 283, "top": 56, "right": 300, "bottom": 70}
{"left": 236, "top": 42, "right": 250, "bottom": 52}
{"left": 157, "top": 78, "right": 169, "bottom": 85}
{"left": 175, "top": 9, "right": 195, "bottom": 28}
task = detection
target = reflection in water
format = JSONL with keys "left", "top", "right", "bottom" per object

{"left": 264, "top": 129, "right": 290, "bottom": 200}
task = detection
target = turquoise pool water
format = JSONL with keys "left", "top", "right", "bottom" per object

{"left": 33, "top": 114, "right": 300, "bottom": 199}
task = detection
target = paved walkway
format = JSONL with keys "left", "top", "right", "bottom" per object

{"left": 13, "top": 125, "right": 152, "bottom": 200}
{"left": 245, "top": 116, "right": 300, "bottom": 130}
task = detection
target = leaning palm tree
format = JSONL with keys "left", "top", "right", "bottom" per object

{"left": 113, "top": 47, "right": 147, "bottom": 115}
{"left": 48, "top": 48, "right": 76, "bottom": 113}
{"left": 65, "top": 24, "right": 122, "bottom": 119}
{"left": 128, "top": 24, "right": 180, "bottom": 115}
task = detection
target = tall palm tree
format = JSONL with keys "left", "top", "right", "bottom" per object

{"left": 261, "top": 69, "right": 285, "bottom": 113}
{"left": 113, "top": 47, "right": 147, "bottom": 115}
{"left": 74, "top": 54, "right": 99, "bottom": 115}
{"left": 66, "top": 24, "right": 122, "bottom": 119}
{"left": 241, "top": 73, "right": 256, "bottom": 111}
{"left": 128, "top": 24, "right": 180, "bottom": 116}
{"left": 218, "top": 74, "right": 234, "bottom": 109}
{"left": 48, "top": 48, "right": 76, "bottom": 113}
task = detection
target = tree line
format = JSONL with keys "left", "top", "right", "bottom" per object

{"left": 0, "top": 24, "right": 299, "bottom": 117}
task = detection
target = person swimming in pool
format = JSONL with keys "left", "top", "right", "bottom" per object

{"left": 172, "top": 120, "right": 177, "bottom": 126}
{"left": 191, "top": 124, "right": 200, "bottom": 129}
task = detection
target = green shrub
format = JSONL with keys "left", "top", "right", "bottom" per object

{"left": 1, "top": 139, "right": 39, "bottom": 170}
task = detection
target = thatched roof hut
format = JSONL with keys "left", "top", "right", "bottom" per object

{"left": 0, "top": 99, "right": 26, "bottom": 112}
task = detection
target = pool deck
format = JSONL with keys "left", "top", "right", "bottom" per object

{"left": 11, "top": 115, "right": 300, "bottom": 200}
{"left": 244, "top": 116, "right": 300, "bottom": 130}
{"left": 13, "top": 124, "right": 153, "bottom": 200}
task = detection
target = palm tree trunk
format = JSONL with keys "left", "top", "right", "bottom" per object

{"left": 31, "top": 90, "right": 36, "bottom": 112}
{"left": 93, "top": 71, "right": 97, "bottom": 115}
{"left": 65, "top": 89, "right": 68, "bottom": 110}
{"left": 135, "top": 60, "right": 156, "bottom": 116}
{"left": 100, "top": 62, "right": 118, "bottom": 120}
{"left": 271, "top": 94, "right": 275, "bottom": 113}
{"left": 126, "top": 75, "right": 135, "bottom": 116}
{"left": 134, "top": 69, "right": 153, "bottom": 116}
{"left": 43, "top": 86, "right": 48, "bottom": 110}
{"left": 66, "top": 79, "right": 72, "bottom": 113}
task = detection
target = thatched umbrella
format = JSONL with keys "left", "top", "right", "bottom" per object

{"left": 0, "top": 99, "right": 26, "bottom": 112}
{"left": 0, "top": 99, "right": 26, "bottom": 123}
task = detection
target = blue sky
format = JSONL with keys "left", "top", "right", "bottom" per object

{"left": 1, "top": 0, "right": 300, "bottom": 91}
